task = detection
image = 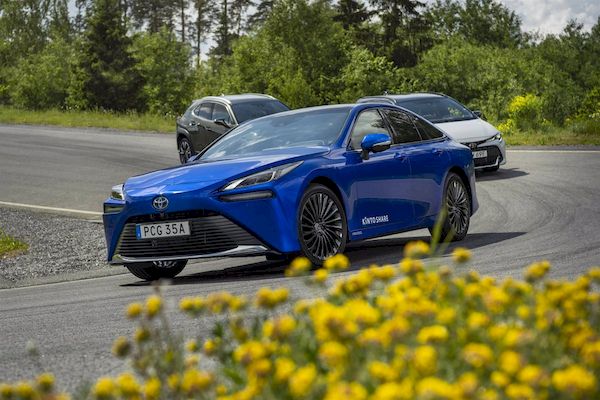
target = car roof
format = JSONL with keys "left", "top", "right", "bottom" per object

{"left": 195, "top": 93, "right": 279, "bottom": 105}
{"left": 357, "top": 92, "right": 446, "bottom": 104}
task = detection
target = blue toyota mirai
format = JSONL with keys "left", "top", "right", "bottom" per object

{"left": 103, "top": 103, "right": 478, "bottom": 280}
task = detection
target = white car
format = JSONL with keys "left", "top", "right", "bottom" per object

{"left": 358, "top": 93, "right": 506, "bottom": 171}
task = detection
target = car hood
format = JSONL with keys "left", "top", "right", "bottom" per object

{"left": 435, "top": 119, "right": 499, "bottom": 143}
{"left": 124, "top": 146, "right": 329, "bottom": 196}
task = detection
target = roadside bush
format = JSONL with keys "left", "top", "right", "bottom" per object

{"left": 506, "top": 94, "right": 544, "bottom": 132}
{"left": 3, "top": 244, "right": 597, "bottom": 399}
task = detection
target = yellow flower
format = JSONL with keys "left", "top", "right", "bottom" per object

{"left": 370, "top": 380, "right": 413, "bottom": 400}
{"left": 467, "top": 312, "right": 490, "bottom": 330}
{"left": 323, "top": 253, "right": 350, "bottom": 271}
{"left": 14, "top": 382, "right": 34, "bottom": 399}
{"left": 413, "top": 345, "right": 437, "bottom": 375}
{"left": 404, "top": 240, "right": 430, "bottom": 258}
{"left": 370, "top": 264, "right": 397, "bottom": 281}
{"left": 551, "top": 365, "right": 597, "bottom": 396}
{"left": 368, "top": 361, "right": 397, "bottom": 382}
{"left": 436, "top": 307, "right": 456, "bottom": 324}
{"left": 116, "top": 373, "right": 140, "bottom": 397}
{"left": 286, "top": 256, "right": 312, "bottom": 276}
{"left": 126, "top": 302, "right": 143, "bottom": 319}
{"left": 255, "top": 287, "right": 289, "bottom": 308}
{"left": 415, "top": 377, "right": 458, "bottom": 399}
{"left": 203, "top": 338, "right": 218, "bottom": 356}
{"left": 314, "top": 268, "right": 329, "bottom": 283}
{"left": 319, "top": 341, "right": 348, "bottom": 368}
{"left": 275, "top": 357, "right": 296, "bottom": 383}
{"left": 588, "top": 266, "right": 600, "bottom": 281}
{"left": 145, "top": 295, "right": 162, "bottom": 318}
{"left": 36, "top": 373, "right": 55, "bottom": 393}
{"left": 457, "top": 372, "right": 478, "bottom": 397}
{"left": 582, "top": 341, "right": 600, "bottom": 366}
{"left": 399, "top": 258, "right": 424, "bottom": 275}
{"left": 0, "top": 384, "right": 14, "bottom": 399}
{"left": 417, "top": 325, "right": 449, "bottom": 344}
{"left": 505, "top": 383, "right": 535, "bottom": 400}
{"left": 248, "top": 358, "right": 272, "bottom": 378}
{"left": 167, "top": 374, "right": 179, "bottom": 391}
{"left": 111, "top": 336, "right": 131, "bottom": 358}
{"left": 491, "top": 371, "right": 510, "bottom": 388}
{"left": 134, "top": 327, "right": 150, "bottom": 343}
{"left": 324, "top": 381, "right": 367, "bottom": 400}
{"left": 452, "top": 247, "right": 472, "bottom": 263}
{"left": 499, "top": 351, "right": 522, "bottom": 376}
{"left": 462, "top": 343, "right": 493, "bottom": 368}
{"left": 185, "top": 339, "right": 199, "bottom": 353}
{"left": 180, "top": 296, "right": 201, "bottom": 313}
{"left": 524, "top": 260, "right": 550, "bottom": 282}
{"left": 288, "top": 364, "right": 317, "bottom": 398}
{"left": 144, "top": 377, "right": 161, "bottom": 399}
{"left": 234, "top": 341, "right": 269, "bottom": 366}
{"left": 92, "top": 377, "right": 116, "bottom": 399}
{"left": 517, "top": 365, "right": 548, "bottom": 387}
{"left": 263, "top": 314, "right": 296, "bottom": 340}
{"left": 181, "top": 369, "right": 213, "bottom": 394}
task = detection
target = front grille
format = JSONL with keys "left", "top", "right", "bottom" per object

{"left": 469, "top": 145, "right": 501, "bottom": 168}
{"left": 115, "top": 213, "right": 263, "bottom": 258}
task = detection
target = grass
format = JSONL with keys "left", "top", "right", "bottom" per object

{"left": 501, "top": 119, "right": 600, "bottom": 146}
{"left": 0, "top": 229, "right": 28, "bottom": 258}
{"left": 0, "top": 106, "right": 174, "bottom": 133}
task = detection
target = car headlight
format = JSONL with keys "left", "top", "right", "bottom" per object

{"left": 492, "top": 132, "right": 503, "bottom": 141}
{"left": 223, "top": 161, "right": 303, "bottom": 191}
{"left": 110, "top": 184, "right": 125, "bottom": 201}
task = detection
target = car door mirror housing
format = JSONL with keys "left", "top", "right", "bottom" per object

{"left": 214, "top": 118, "right": 231, "bottom": 128}
{"left": 473, "top": 110, "right": 485, "bottom": 120}
{"left": 360, "top": 133, "right": 392, "bottom": 160}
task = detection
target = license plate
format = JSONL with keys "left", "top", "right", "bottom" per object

{"left": 472, "top": 150, "right": 488, "bottom": 159}
{"left": 136, "top": 221, "right": 191, "bottom": 239}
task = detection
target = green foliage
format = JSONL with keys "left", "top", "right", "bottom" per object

{"left": 506, "top": 94, "right": 543, "bottom": 131}
{"left": 6, "top": 36, "right": 75, "bottom": 110}
{"left": 0, "top": 229, "right": 28, "bottom": 258}
{"left": 131, "top": 29, "right": 194, "bottom": 115}
{"left": 576, "top": 87, "right": 600, "bottom": 119}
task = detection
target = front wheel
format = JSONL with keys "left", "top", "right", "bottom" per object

{"left": 125, "top": 260, "right": 187, "bottom": 281}
{"left": 178, "top": 137, "right": 195, "bottom": 164}
{"left": 298, "top": 184, "right": 347, "bottom": 266}
{"left": 429, "top": 173, "right": 471, "bottom": 242}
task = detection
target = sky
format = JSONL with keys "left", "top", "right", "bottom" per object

{"left": 68, "top": 0, "right": 600, "bottom": 36}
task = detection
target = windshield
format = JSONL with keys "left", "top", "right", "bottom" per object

{"left": 397, "top": 97, "right": 475, "bottom": 123}
{"left": 232, "top": 100, "right": 289, "bottom": 124}
{"left": 201, "top": 107, "right": 351, "bottom": 160}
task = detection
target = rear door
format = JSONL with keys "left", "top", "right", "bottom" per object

{"left": 190, "top": 102, "right": 213, "bottom": 150}
{"left": 402, "top": 113, "right": 451, "bottom": 221}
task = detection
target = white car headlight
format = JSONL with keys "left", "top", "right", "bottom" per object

{"left": 110, "top": 184, "right": 125, "bottom": 200}
{"left": 493, "top": 132, "right": 503, "bottom": 141}
{"left": 223, "top": 161, "right": 303, "bottom": 191}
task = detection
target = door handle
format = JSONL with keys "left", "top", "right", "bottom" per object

{"left": 189, "top": 121, "right": 197, "bottom": 126}
{"left": 432, "top": 148, "right": 443, "bottom": 156}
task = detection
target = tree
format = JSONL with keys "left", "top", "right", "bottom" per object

{"left": 191, "top": 0, "right": 214, "bottom": 65}
{"left": 334, "top": 0, "right": 370, "bottom": 30}
{"left": 211, "top": 0, "right": 232, "bottom": 57}
{"left": 78, "top": 0, "right": 144, "bottom": 110}
{"left": 130, "top": 0, "right": 177, "bottom": 33}
{"left": 247, "top": 0, "right": 275, "bottom": 30}
{"left": 176, "top": 0, "right": 191, "bottom": 42}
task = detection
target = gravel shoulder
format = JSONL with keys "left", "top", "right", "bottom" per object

{"left": 0, "top": 208, "right": 123, "bottom": 288}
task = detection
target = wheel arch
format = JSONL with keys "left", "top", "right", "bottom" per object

{"left": 308, "top": 176, "right": 347, "bottom": 214}
{"left": 447, "top": 166, "right": 474, "bottom": 212}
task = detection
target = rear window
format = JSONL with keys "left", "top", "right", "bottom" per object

{"left": 231, "top": 100, "right": 289, "bottom": 123}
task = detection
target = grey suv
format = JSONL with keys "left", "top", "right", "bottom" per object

{"left": 176, "top": 94, "right": 289, "bottom": 163}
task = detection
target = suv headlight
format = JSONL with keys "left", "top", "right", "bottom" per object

{"left": 223, "top": 161, "right": 303, "bottom": 191}
{"left": 110, "top": 184, "right": 125, "bottom": 201}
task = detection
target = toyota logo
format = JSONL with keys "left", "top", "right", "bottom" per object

{"left": 152, "top": 196, "right": 169, "bottom": 211}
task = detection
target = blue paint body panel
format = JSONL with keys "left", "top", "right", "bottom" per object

{"left": 103, "top": 103, "right": 478, "bottom": 262}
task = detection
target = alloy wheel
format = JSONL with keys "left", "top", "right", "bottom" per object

{"left": 300, "top": 192, "right": 344, "bottom": 261}
{"left": 179, "top": 139, "right": 193, "bottom": 163}
{"left": 446, "top": 179, "right": 470, "bottom": 235}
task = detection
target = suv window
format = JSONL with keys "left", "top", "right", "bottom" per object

{"left": 413, "top": 117, "right": 444, "bottom": 140}
{"left": 195, "top": 103, "right": 213, "bottom": 119}
{"left": 382, "top": 109, "right": 422, "bottom": 144}
{"left": 212, "top": 103, "right": 232, "bottom": 124}
{"left": 231, "top": 100, "right": 289, "bottom": 124}
{"left": 350, "top": 109, "right": 391, "bottom": 149}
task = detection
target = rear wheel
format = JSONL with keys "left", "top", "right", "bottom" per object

{"left": 429, "top": 173, "right": 471, "bottom": 242}
{"left": 178, "top": 137, "right": 195, "bottom": 164}
{"left": 298, "top": 184, "right": 347, "bottom": 266}
{"left": 125, "top": 260, "right": 187, "bottom": 281}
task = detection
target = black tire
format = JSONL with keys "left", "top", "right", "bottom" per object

{"left": 178, "top": 137, "right": 195, "bottom": 164}
{"left": 429, "top": 173, "right": 471, "bottom": 242}
{"left": 483, "top": 165, "right": 500, "bottom": 172}
{"left": 125, "top": 260, "right": 187, "bottom": 281}
{"left": 298, "top": 184, "right": 347, "bottom": 266}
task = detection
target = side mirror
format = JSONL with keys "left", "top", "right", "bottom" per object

{"left": 214, "top": 118, "right": 231, "bottom": 128}
{"left": 473, "top": 110, "right": 486, "bottom": 120}
{"left": 360, "top": 133, "right": 392, "bottom": 160}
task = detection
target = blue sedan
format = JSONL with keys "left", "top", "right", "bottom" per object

{"left": 103, "top": 103, "right": 478, "bottom": 280}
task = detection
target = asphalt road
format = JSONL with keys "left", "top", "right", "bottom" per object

{"left": 1, "top": 124, "right": 600, "bottom": 389}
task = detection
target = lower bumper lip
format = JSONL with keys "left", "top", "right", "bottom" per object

{"left": 110, "top": 244, "right": 270, "bottom": 264}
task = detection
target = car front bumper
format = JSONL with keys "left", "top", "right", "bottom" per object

{"left": 463, "top": 138, "right": 507, "bottom": 169}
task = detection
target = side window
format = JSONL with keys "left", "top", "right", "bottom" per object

{"left": 413, "top": 117, "right": 444, "bottom": 140}
{"left": 194, "top": 103, "right": 213, "bottom": 119}
{"left": 382, "top": 109, "right": 422, "bottom": 144}
{"left": 212, "top": 103, "right": 232, "bottom": 123}
{"left": 350, "top": 109, "right": 391, "bottom": 149}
